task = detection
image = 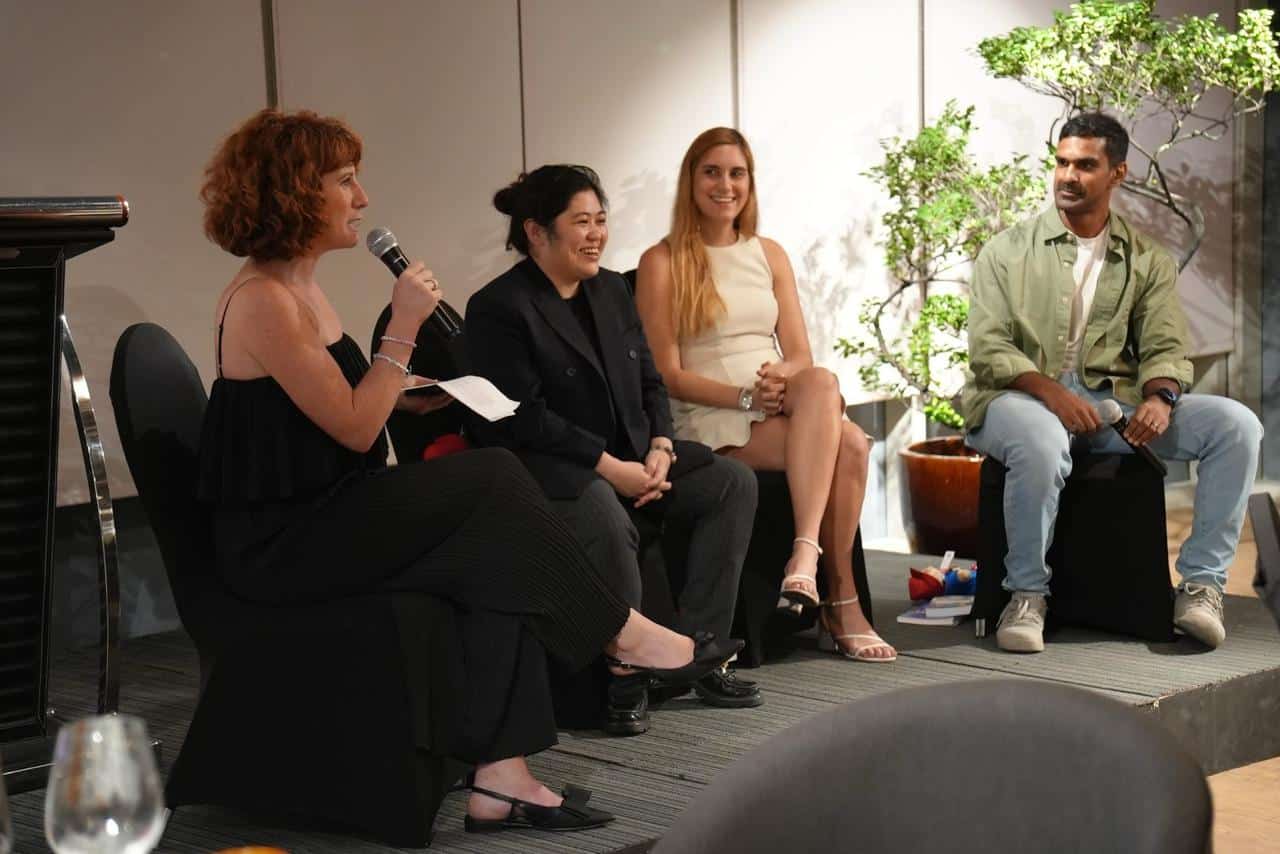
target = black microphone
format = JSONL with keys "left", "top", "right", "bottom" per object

{"left": 1097, "top": 399, "right": 1168, "bottom": 476}
{"left": 365, "top": 227, "right": 462, "bottom": 339}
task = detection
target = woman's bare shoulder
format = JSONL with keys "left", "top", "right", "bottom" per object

{"left": 756, "top": 235, "right": 788, "bottom": 260}
{"left": 638, "top": 238, "right": 672, "bottom": 268}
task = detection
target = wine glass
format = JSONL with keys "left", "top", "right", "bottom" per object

{"left": 0, "top": 752, "right": 13, "bottom": 854}
{"left": 44, "top": 715, "right": 164, "bottom": 854}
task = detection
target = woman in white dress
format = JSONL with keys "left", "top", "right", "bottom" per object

{"left": 635, "top": 127, "right": 895, "bottom": 663}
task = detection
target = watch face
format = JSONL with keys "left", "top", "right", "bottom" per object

{"left": 1157, "top": 389, "right": 1178, "bottom": 407}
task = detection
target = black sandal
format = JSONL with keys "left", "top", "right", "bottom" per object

{"left": 463, "top": 783, "right": 614, "bottom": 833}
{"left": 605, "top": 631, "right": 744, "bottom": 683}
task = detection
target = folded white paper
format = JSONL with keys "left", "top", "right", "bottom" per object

{"left": 405, "top": 375, "right": 518, "bottom": 422}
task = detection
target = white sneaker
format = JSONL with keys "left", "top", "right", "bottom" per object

{"left": 997, "top": 592, "right": 1047, "bottom": 653}
{"left": 1174, "top": 583, "right": 1226, "bottom": 649}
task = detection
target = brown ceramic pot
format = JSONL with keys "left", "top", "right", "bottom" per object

{"left": 899, "top": 436, "right": 983, "bottom": 558}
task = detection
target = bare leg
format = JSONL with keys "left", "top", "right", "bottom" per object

{"left": 726, "top": 372, "right": 893, "bottom": 661}
{"left": 820, "top": 422, "right": 895, "bottom": 660}
{"left": 727, "top": 367, "right": 842, "bottom": 598}
{"left": 727, "top": 367, "right": 843, "bottom": 601}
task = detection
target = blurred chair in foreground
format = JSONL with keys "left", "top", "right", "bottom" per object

{"left": 654, "top": 679, "right": 1211, "bottom": 854}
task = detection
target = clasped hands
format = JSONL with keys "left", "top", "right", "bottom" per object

{"left": 750, "top": 361, "right": 791, "bottom": 415}
{"left": 599, "top": 448, "right": 673, "bottom": 508}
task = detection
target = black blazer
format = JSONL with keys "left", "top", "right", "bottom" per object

{"left": 466, "top": 258, "right": 679, "bottom": 500}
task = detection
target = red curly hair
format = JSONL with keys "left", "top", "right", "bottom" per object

{"left": 201, "top": 108, "right": 362, "bottom": 261}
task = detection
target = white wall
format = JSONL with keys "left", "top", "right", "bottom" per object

{"left": 0, "top": 0, "right": 267, "bottom": 504}
{"left": 0, "top": 0, "right": 1253, "bottom": 504}
{"left": 274, "top": 0, "right": 524, "bottom": 356}
{"left": 740, "top": 0, "right": 920, "bottom": 394}
{"left": 521, "top": 0, "right": 735, "bottom": 272}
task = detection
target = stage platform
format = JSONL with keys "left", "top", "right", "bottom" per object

{"left": 7, "top": 549, "right": 1279, "bottom": 853}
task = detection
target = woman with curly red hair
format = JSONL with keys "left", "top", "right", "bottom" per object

{"left": 196, "top": 108, "right": 740, "bottom": 836}
{"left": 635, "top": 127, "right": 895, "bottom": 663}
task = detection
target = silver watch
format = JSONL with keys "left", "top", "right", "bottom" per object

{"left": 738, "top": 387, "right": 754, "bottom": 411}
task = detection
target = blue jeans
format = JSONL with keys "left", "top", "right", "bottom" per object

{"left": 965, "top": 375, "right": 1263, "bottom": 594}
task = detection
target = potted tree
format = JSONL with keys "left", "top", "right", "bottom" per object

{"left": 838, "top": 103, "right": 1041, "bottom": 557}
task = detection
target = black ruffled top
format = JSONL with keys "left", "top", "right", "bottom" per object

{"left": 197, "top": 334, "right": 388, "bottom": 506}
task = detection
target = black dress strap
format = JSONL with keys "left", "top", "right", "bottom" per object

{"left": 216, "top": 278, "right": 258, "bottom": 378}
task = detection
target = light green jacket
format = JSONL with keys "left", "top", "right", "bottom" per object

{"left": 962, "top": 207, "right": 1192, "bottom": 431}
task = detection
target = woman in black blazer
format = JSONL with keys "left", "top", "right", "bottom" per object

{"left": 467, "top": 165, "right": 761, "bottom": 734}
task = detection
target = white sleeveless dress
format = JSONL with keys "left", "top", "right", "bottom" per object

{"left": 671, "top": 235, "right": 780, "bottom": 450}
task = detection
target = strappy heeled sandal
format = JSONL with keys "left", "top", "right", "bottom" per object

{"left": 779, "top": 536, "right": 823, "bottom": 609}
{"left": 463, "top": 782, "right": 615, "bottom": 833}
{"left": 819, "top": 597, "right": 897, "bottom": 663}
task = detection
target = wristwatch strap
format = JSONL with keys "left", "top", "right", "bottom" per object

{"left": 1153, "top": 387, "right": 1179, "bottom": 409}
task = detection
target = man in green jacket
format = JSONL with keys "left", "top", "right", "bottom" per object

{"left": 962, "top": 112, "right": 1263, "bottom": 653}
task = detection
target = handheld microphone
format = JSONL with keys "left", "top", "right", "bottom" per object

{"left": 366, "top": 227, "right": 462, "bottom": 339}
{"left": 1097, "top": 399, "right": 1168, "bottom": 477}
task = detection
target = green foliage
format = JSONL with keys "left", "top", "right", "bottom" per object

{"left": 836, "top": 104, "right": 1041, "bottom": 429}
{"left": 978, "top": 1, "right": 1280, "bottom": 124}
{"left": 978, "top": 1, "right": 1280, "bottom": 268}
{"left": 864, "top": 103, "right": 1042, "bottom": 287}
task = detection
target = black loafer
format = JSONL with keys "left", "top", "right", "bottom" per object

{"left": 693, "top": 666, "right": 764, "bottom": 708}
{"left": 604, "top": 673, "right": 650, "bottom": 737}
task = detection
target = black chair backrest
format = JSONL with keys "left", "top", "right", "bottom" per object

{"left": 654, "top": 679, "right": 1212, "bottom": 854}
{"left": 1249, "top": 492, "right": 1280, "bottom": 629}
{"left": 109, "top": 323, "right": 224, "bottom": 651}
{"left": 370, "top": 301, "right": 470, "bottom": 462}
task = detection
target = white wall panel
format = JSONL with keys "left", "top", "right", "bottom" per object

{"left": 0, "top": 0, "right": 266, "bottom": 503}
{"left": 926, "top": 0, "right": 1235, "bottom": 356}
{"left": 740, "top": 0, "right": 920, "bottom": 394}
{"left": 275, "top": 0, "right": 522, "bottom": 346}
{"left": 521, "top": 0, "right": 734, "bottom": 273}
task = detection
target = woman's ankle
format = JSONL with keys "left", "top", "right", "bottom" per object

{"left": 471, "top": 759, "right": 560, "bottom": 812}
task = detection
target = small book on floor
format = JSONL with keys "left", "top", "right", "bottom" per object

{"left": 896, "top": 602, "right": 963, "bottom": 626}
{"left": 924, "top": 595, "right": 974, "bottom": 618}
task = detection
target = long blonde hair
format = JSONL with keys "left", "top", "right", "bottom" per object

{"left": 667, "top": 127, "right": 759, "bottom": 340}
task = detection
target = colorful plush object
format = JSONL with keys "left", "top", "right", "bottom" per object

{"left": 909, "top": 563, "right": 978, "bottom": 601}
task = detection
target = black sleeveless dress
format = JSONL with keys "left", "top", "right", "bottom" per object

{"left": 196, "top": 333, "right": 628, "bottom": 672}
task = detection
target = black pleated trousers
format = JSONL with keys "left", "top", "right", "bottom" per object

{"left": 217, "top": 447, "right": 630, "bottom": 761}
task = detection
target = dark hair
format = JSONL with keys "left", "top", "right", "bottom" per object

{"left": 201, "top": 108, "right": 362, "bottom": 260}
{"left": 1059, "top": 111, "right": 1128, "bottom": 166}
{"left": 492, "top": 164, "right": 608, "bottom": 255}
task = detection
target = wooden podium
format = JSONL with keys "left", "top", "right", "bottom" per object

{"left": 0, "top": 197, "right": 128, "bottom": 792}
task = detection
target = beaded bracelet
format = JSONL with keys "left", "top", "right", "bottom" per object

{"left": 380, "top": 334, "right": 417, "bottom": 348}
{"left": 372, "top": 352, "right": 410, "bottom": 375}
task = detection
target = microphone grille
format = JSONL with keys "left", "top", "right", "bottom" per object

{"left": 366, "top": 226, "right": 398, "bottom": 257}
{"left": 1097, "top": 399, "right": 1123, "bottom": 424}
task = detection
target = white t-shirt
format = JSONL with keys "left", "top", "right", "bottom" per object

{"left": 1061, "top": 227, "right": 1109, "bottom": 374}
